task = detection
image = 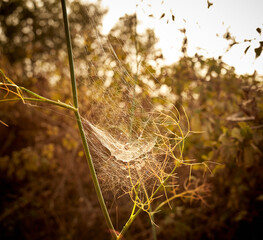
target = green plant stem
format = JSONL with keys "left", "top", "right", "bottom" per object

{"left": 21, "top": 86, "right": 77, "bottom": 111}
{"left": 0, "top": 84, "right": 77, "bottom": 111}
{"left": 73, "top": 110, "right": 117, "bottom": 236}
{"left": 61, "top": 0, "right": 78, "bottom": 109}
{"left": 118, "top": 165, "right": 178, "bottom": 237}
{"left": 150, "top": 205, "right": 157, "bottom": 240}
{"left": 154, "top": 191, "right": 189, "bottom": 213}
{"left": 0, "top": 97, "right": 76, "bottom": 112}
{"left": 117, "top": 208, "right": 141, "bottom": 239}
{"left": 60, "top": 0, "right": 116, "bottom": 237}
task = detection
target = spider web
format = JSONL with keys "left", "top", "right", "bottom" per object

{"left": 72, "top": 7, "right": 189, "bottom": 200}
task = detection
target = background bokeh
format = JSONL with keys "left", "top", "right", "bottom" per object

{"left": 0, "top": 1, "right": 263, "bottom": 239}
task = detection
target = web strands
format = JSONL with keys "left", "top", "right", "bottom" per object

{"left": 82, "top": 104, "right": 185, "bottom": 197}
{"left": 78, "top": 15, "right": 186, "bottom": 197}
{"left": 87, "top": 121, "right": 156, "bottom": 163}
{"left": 81, "top": 67, "right": 185, "bottom": 197}
{"left": 83, "top": 115, "right": 160, "bottom": 192}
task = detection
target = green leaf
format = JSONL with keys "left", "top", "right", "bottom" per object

{"left": 219, "top": 132, "right": 228, "bottom": 143}
{"left": 231, "top": 128, "right": 244, "bottom": 142}
{"left": 238, "top": 122, "right": 252, "bottom": 139}
{"left": 244, "top": 146, "right": 254, "bottom": 168}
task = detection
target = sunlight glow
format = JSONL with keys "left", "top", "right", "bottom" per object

{"left": 88, "top": 0, "right": 263, "bottom": 75}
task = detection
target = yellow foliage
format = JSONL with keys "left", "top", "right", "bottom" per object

{"left": 41, "top": 144, "right": 55, "bottom": 159}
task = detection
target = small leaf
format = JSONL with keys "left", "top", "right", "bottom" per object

{"left": 207, "top": 0, "right": 213, "bottom": 8}
{"left": 244, "top": 146, "right": 254, "bottom": 168}
{"left": 231, "top": 128, "right": 244, "bottom": 142}
{"left": 160, "top": 13, "right": 165, "bottom": 19}
{"left": 148, "top": 14, "right": 153, "bottom": 18}
{"left": 254, "top": 41, "right": 263, "bottom": 58}
{"left": 172, "top": 14, "right": 175, "bottom": 21}
{"left": 224, "top": 31, "right": 231, "bottom": 40}
{"left": 179, "top": 28, "right": 186, "bottom": 34}
{"left": 256, "top": 27, "right": 261, "bottom": 34}
{"left": 244, "top": 45, "right": 250, "bottom": 54}
{"left": 238, "top": 122, "right": 252, "bottom": 138}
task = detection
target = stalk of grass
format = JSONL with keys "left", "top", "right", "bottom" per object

{"left": 0, "top": 96, "right": 76, "bottom": 111}
{"left": 0, "top": 77, "right": 76, "bottom": 111}
{"left": 60, "top": 0, "right": 117, "bottom": 237}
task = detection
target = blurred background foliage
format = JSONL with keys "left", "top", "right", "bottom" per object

{"left": 0, "top": 0, "right": 263, "bottom": 239}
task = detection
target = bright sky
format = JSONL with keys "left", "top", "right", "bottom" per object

{"left": 89, "top": 0, "right": 263, "bottom": 75}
